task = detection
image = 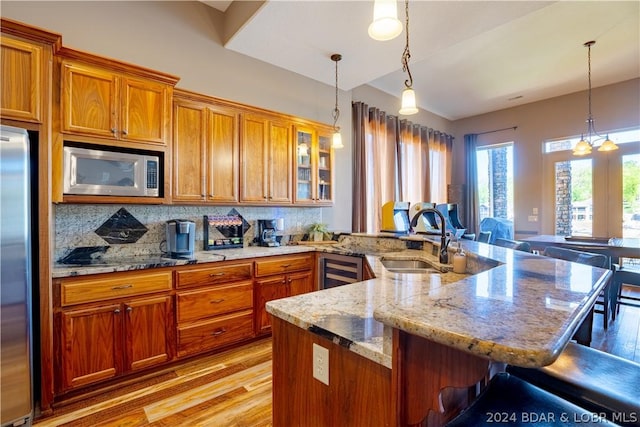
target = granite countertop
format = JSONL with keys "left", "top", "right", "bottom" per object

{"left": 52, "top": 245, "right": 317, "bottom": 278}
{"left": 266, "top": 238, "right": 612, "bottom": 369}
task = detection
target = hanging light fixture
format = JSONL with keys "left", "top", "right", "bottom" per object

{"left": 331, "top": 53, "right": 344, "bottom": 149}
{"left": 398, "top": 0, "right": 418, "bottom": 115}
{"left": 573, "top": 40, "right": 617, "bottom": 156}
{"left": 368, "top": 0, "right": 402, "bottom": 41}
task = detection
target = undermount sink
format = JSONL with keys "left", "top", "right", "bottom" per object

{"left": 380, "top": 258, "right": 443, "bottom": 274}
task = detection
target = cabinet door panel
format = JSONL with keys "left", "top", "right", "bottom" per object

{"left": 61, "top": 304, "right": 122, "bottom": 390}
{"left": 240, "top": 115, "right": 268, "bottom": 202}
{"left": 121, "top": 77, "right": 168, "bottom": 144}
{"left": 1, "top": 36, "right": 41, "bottom": 121}
{"left": 288, "top": 270, "right": 314, "bottom": 296}
{"left": 173, "top": 102, "right": 206, "bottom": 201}
{"left": 269, "top": 120, "right": 292, "bottom": 203}
{"left": 124, "top": 296, "right": 172, "bottom": 372}
{"left": 61, "top": 61, "right": 118, "bottom": 138}
{"left": 255, "top": 276, "right": 289, "bottom": 335}
{"left": 208, "top": 107, "right": 239, "bottom": 202}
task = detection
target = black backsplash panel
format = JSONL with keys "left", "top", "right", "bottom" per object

{"left": 95, "top": 207, "right": 148, "bottom": 244}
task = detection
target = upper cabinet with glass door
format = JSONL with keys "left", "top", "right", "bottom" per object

{"left": 294, "top": 125, "right": 333, "bottom": 205}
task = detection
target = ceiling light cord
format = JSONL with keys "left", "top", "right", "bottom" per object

{"left": 332, "top": 54, "right": 341, "bottom": 130}
{"left": 401, "top": 0, "right": 413, "bottom": 89}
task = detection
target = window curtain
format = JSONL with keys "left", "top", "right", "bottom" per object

{"left": 352, "top": 101, "right": 453, "bottom": 233}
{"left": 464, "top": 133, "right": 479, "bottom": 235}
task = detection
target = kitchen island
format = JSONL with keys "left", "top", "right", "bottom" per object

{"left": 266, "top": 237, "right": 612, "bottom": 426}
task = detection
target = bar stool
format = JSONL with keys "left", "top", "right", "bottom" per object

{"left": 446, "top": 372, "right": 618, "bottom": 426}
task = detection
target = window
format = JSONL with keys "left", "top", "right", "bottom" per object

{"left": 544, "top": 127, "right": 640, "bottom": 238}
{"left": 476, "top": 143, "right": 514, "bottom": 223}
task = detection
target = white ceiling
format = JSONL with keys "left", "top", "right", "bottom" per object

{"left": 206, "top": 1, "right": 639, "bottom": 120}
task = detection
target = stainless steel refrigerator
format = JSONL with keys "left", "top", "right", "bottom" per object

{"left": 1, "top": 125, "right": 33, "bottom": 427}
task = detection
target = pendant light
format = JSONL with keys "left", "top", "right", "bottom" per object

{"left": 398, "top": 0, "right": 418, "bottom": 115}
{"left": 368, "top": 0, "right": 402, "bottom": 41}
{"left": 331, "top": 53, "right": 344, "bottom": 149}
{"left": 573, "top": 41, "right": 617, "bottom": 156}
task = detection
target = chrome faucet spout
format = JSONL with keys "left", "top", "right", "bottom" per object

{"left": 409, "top": 208, "right": 450, "bottom": 264}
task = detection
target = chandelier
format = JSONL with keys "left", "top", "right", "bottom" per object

{"left": 573, "top": 40, "right": 617, "bottom": 156}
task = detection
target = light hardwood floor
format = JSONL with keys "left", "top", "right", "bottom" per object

{"left": 34, "top": 286, "right": 640, "bottom": 427}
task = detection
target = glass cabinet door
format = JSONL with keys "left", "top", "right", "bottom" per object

{"left": 317, "top": 131, "right": 333, "bottom": 202}
{"left": 295, "top": 128, "right": 314, "bottom": 202}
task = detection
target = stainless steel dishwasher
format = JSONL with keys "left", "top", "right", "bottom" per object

{"left": 318, "top": 253, "right": 363, "bottom": 289}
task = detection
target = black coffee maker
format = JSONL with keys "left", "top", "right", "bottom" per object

{"left": 257, "top": 219, "right": 279, "bottom": 247}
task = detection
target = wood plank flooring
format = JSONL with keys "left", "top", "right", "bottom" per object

{"left": 34, "top": 286, "right": 640, "bottom": 427}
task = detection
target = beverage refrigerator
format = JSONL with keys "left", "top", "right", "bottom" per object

{"left": 1, "top": 125, "right": 34, "bottom": 426}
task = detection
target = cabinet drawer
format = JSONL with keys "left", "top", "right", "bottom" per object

{"left": 177, "top": 310, "right": 254, "bottom": 357}
{"left": 61, "top": 271, "right": 172, "bottom": 306}
{"left": 176, "top": 281, "right": 253, "bottom": 323}
{"left": 176, "top": 262, "right": 253, "bottom": 289}
{"left": 255, "top": 255, "right": 313, "bottom": 277}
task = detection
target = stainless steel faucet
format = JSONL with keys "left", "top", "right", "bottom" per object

{"left": 409, "top": 208, "right": 450, "bottom": 264}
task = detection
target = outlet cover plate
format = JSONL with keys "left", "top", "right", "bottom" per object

{"left": 312, "top": 343, "right": 329, "bottom": 385}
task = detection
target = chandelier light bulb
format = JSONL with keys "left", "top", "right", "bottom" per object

{"left": 368, "top": 0, "right": 402, "bottom": 41}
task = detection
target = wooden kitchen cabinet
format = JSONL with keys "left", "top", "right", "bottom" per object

{"left": 1, "top": 35, "right": 43, "bottom": 122}
{"left": 294, "top": 124, "right": 334, "bottom": 204}
{"left": 240, "top": 113, "right": 292, "bottom": 204}
{"left": 172, "top": 92, "right": 240, "bottom": 203}
{"left": 175, "top": 261, "right": 254, "bottom": 358}
{"left": 60, "top": 57, "right": 175, "bottom": 145}
{"left": 56, "top": 270, "right": 173, "bottom": 393}
{"left": 59, "top": 295, "right": 172, "bottom": 391}
{"left": 254, "top": 254, "right": 314, "bottom": 335}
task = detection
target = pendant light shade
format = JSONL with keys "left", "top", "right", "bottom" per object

{"left": 330, "top": 53, "right": 344, "bottom": 149}
{"left": 368, "top": 0, "right": 402, "bottom": 41}
{"left": 598, "top": 135, "right": 618, "bottom": 152}
{"left": 572, "top": 41, "right": 618, "bottom": 156}
{"left": 399, "top": 87, "right": 418, "bottom": 115}
{"left": 332, "top": 131, "right": 343, "bottom": 149}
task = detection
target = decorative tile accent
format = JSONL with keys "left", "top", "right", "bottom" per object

{"left": 227, "top": 208, "right": 251, "bottom": 234}
{"left": 95, "top": 208, "right": 148, "bottom": 244}
{"left": 57, "top": 246, "right": 109, "bottom": 265}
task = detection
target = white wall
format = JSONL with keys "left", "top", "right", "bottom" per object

{"left": 1, "top": 0, "right": 353, "bottom": 231}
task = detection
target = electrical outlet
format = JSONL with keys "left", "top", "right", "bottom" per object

{"left": 528, "top": 215, "right": 538, "bottom": 222}
{"left": 312, "top": 343, "right": 329, "bottom": 385}
{"left": 532, "top": 207, "right": 538, "bottom": 215}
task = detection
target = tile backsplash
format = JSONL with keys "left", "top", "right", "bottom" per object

{"left": 54, "top": 204, "right": 322, "bottom": 262}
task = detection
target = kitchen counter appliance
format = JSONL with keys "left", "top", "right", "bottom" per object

{"left": 258, "top": 219, "right": 279, "bottom": 247}
{"left": 166, "top": 219, "right": 195, "bottom": 258}
{"left": 380, "top": 201, "right": 410, "bottom": 233}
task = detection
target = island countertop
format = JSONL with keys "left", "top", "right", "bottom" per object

{"left": 266, "top": 238, "right": 612, "bottom": 369}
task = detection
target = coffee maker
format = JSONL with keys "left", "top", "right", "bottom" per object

{"left": 166, "top": 219, "right": 195, "bottom": 258}
{"left": 257, "top": 219, "right": 279, "bottom": 247}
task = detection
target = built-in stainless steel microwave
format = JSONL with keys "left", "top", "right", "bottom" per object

{"left": 63, "top": 146, "right": 160, "bottom": 197}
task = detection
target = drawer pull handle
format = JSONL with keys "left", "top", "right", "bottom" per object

{"left": 211, "top": 328, "right": 227, "bottom": 336}
{"left": 210, "top": 299, "right": 225, "bottom": 304}
{"left": 281, "top": 264, "right": 291, "bottom": 268}
{"left": 112, "top": 284, "right": 133, "bottom": 290}
{"left": 209, "top": 272, "right": 225, "bottom": 277}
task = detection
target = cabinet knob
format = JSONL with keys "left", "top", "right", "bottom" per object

{"left": 287, "top": 278, "right": 292, "bottom": 284}
{"left": 281, "top": 279, "right": 286, "bottom": 284}
{"left": 111, "top": 128, "right": 117, "bottom": 134}
{"left": 122, "top": 129, "right": 128, "bottom": 135}
{"left": 126, "top": 306, "right": 133, "bottom": 312}
{"left": 211, "top": 328, "right": 227, "bottom": 336}
{"left": 114, "top": 308, "right": 121, "bottom": 314}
